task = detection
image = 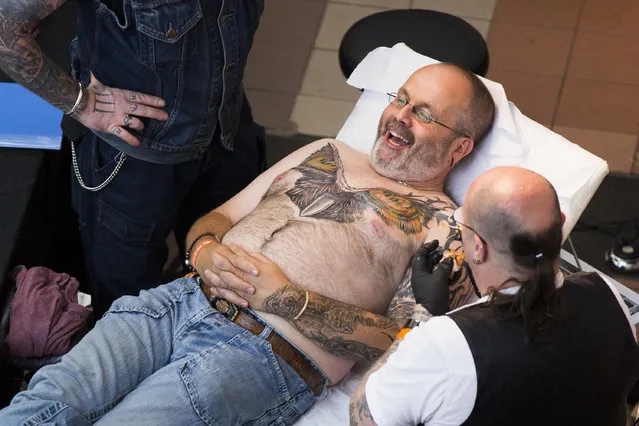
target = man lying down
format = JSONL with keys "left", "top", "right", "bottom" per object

{"left": 0, "top": 63, "right": 495, "bottom": 425}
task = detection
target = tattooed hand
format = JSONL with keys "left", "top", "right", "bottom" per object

{"left": 75, "top": 77, "right": 169, "bottom": 146}
{"left": 0, "top": 0, "right": 167, "bottom": 147}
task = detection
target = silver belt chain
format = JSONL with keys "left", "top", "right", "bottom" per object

{"left": 70, "top": 139, "right": 127, "bottom": 192}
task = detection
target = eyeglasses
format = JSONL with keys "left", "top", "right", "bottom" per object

{"left": 387, "top": 92, "right": 471, "bottom": 138}
{"left": 451, "top": 207, "right": 487, "bottom": 246}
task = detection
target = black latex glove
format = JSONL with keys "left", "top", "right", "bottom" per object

{"left": 410, "top": 239, "right": 454, "bottom": 316}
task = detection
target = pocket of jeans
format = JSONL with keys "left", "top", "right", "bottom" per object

{"left": 97, "top": 198, "right": 155, "bottom": 244}
{"left": 180, "top": 332, "right": 303, "bottom": 425}
{"left": 93, "top": 137, "right": 122, "bottom": 173}
{"left": 131, "top": 0, "right": 202, "bottom": 45}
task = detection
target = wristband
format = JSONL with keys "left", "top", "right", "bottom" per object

{"left": 190, "top": 239, "right": 217, "bottom": 270}
{"left": 185, "top": 233, "right": 220, "bottom": 271}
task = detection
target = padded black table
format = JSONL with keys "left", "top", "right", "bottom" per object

{"left": 339, "top": 9, "right": 489, "bottom": 78}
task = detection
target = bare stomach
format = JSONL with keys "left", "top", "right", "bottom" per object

{"left": 223, "top": 209, "right": 408, "bottom": 384}
{"left": 254, "top": 311, "right": 355, "bottom": 384}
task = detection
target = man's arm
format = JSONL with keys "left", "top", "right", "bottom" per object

{"left": 186, "top": 139, "right": 340, "bottom": 249}
{"left": 350, "top": 315, "right": 477, "bottom": 426}
{"left": 349, "top": 338, "right": 403, "bottom": 426}
{"left": 262, "top": 282, "right": 399, "bottom": 363}
{"left": 0, "top": 0, "right": 170, "bottom": 145}
{"left": 0, "top": 0, "right": 79, "bottom": 112}
{"left": 187, "top": 140, "right": 343, "bottom": 283}
{"left": 204, "top": 244, "right": 401, "bottom": 364}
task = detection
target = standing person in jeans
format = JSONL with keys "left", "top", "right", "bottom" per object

{"left": 0, "top": 0, "right": 267, "bottom": 316}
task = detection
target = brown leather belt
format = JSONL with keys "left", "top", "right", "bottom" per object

{"left": 206, "top": 293, "right": 325, "bottom": 396}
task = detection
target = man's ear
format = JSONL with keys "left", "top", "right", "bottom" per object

{"left": 451, "top": 138, "right": 474, "bottom": 167}
{"left": 473, "top": 233, "right": 487, "bottom": 263}
{"left": 560, "top": 211, "right": 566, "bottom": 226}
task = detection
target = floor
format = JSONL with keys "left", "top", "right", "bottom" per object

{"left": 244, "top": 0, "right": 639, "bottom": 291}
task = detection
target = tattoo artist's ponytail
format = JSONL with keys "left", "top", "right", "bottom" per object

{"left": 491, "top": 219, "right": 563, "bottom": 344}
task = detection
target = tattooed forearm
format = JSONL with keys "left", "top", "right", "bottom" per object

{"left": 262, "top": 282, "right": 398, "bottom": 363}
{"left": 323, "top": 336, "right": 385, "bottom": 361}
{"left": 412, "top": 303, "right": 433, "bottom": 323}
{"left": 350, "top": 389, "right": 375, "bottom": 426}
{"left": 263, "top": 283, "right": 306, "bottom": 319}
{"left": 386, "top": 268, "right": 415, "bottom": 321}
{"left": 349, "top": 338, "right": 403, "bottom": 425}
{"left": 0, "top": 0, "right": 78, "bottom": 112}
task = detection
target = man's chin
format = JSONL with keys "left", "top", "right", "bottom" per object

{"left": 370, "top": 152, "right": 403, "bottom": 178}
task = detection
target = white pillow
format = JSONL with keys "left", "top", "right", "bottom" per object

{"left": 336, "top": 43, "right": 608, "bottom": 238}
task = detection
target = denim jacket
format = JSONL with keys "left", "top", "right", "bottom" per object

{"left": 70, "top": 0, "right": 264, "bottom": 164}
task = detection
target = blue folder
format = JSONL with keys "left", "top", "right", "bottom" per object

{"left": 0, "top": 82, "right": 63, "bottom": 150}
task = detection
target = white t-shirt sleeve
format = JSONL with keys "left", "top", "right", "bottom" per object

{"left": 365, "top": 316, "right": 477, "bottom": 426}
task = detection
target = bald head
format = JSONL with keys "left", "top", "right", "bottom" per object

{"left": 412, "top": 63, "right": 495, "bottom": 146}
{"left": 465, "top": 167, "right": 562, "bottom": 267}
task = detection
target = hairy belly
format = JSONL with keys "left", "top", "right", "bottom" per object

{"left": 222, "top": 205, "right": 408, "bottom": 382}
{"left": 225, "top": 214, "right": 398, "bottom": 312}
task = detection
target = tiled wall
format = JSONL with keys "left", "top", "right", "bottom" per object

{"left": 245, "top": 0, "right": 639, "bottom": 175}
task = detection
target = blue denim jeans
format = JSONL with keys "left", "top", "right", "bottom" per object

{"left": 0, "top": 277, "right": 326, "bottom": 425}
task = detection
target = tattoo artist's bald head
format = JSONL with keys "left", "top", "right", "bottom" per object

{"left": 462, "top": 167, "right": 565, "bottom": 280}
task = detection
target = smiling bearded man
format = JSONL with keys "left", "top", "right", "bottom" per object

{"left": 0, "top": 63, "right": 495, "bottom": 426}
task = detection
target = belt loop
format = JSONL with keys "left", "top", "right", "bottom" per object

{"left": 258, "top": 324, "right": 273, "bottom": 340}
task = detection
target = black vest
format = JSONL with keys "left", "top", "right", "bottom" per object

{"left": 450, "top": 272, "right": 639, "bottom": 426}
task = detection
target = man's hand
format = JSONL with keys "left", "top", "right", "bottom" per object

{"left": 202, "top": 243, "right": 282, "bottom": 309}
{"left": 205, "top": 244, "right": 399, "bottom": 363}
{"left": 410, "top": 239, "right": 454, "bottom": 316}
{"left": 75, "top": 77, "right": 170, "bottom": 147}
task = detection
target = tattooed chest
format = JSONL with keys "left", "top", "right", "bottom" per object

{"left": 277, "top": 143, "right": 440, "bottom": 237}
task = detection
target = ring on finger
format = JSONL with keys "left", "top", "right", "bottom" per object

{"left": 123, "top": 114, "right": 133, "bottom": 127}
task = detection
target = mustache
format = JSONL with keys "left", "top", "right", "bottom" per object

{"left": 378, "top": 120, "right": 415, "bottom": 145}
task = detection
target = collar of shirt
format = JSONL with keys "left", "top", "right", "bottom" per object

{"left": 448, "top": 271, "right": 564, "bottom": 315}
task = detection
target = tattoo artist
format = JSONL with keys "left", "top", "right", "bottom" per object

{"left": 350, "top": 166, "right": 639, "bottom": 426}
{"left": 0, "top": 0, "right": 267, "bottom": 316}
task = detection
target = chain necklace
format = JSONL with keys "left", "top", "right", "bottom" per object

{"left": 394, "top": 179, "right": 432, "bottom": 192}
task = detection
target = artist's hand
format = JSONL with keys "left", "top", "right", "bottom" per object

{"left": 410, "top": 239, "right": 454, "bottom": 316}
{"left": 204, "top": 243, "right": 289, "bottom": 311}
{"left": 197, "top": 242, "right": 259, "bottom": 305}
{"left": 75, "top": 76, "right": 169, "bottom": 147}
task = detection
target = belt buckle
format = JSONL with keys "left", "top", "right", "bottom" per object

{"left": 210, "top": 296, "right": 239, "bottom": 322}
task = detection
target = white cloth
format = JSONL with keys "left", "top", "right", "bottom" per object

{"left": 365, "top": 274, "right": 636, "bottom": 426}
